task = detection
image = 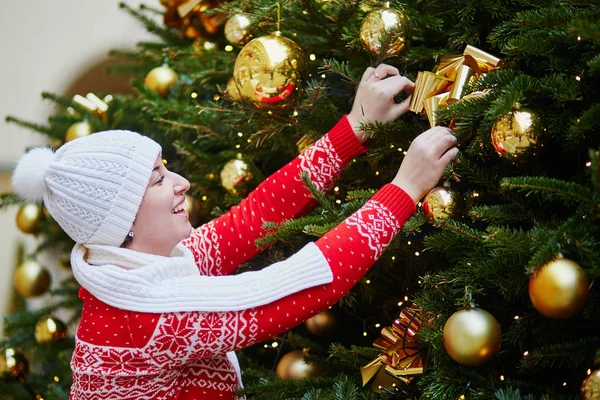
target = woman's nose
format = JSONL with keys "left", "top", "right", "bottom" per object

{"left": 174, "top": 173, "right": 191, "bottom": 193}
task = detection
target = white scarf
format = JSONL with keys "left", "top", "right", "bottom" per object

{"left": 70, "top": 242, "right": 332, "bottom": 313}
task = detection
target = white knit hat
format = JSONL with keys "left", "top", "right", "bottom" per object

{"left": 11, "top": 130, "right": 161, "bottom": 247}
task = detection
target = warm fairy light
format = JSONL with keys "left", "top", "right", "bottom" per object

{"left": 213, "top": 94, "right": 221, "bottom": 101}
{"left": 272, "top": 342, "right": 279, "bottom": 348}
{"left": 225, "top": 45, "right": 233, "bottom": 52}
{"left": 238, "top": 132, "right": 243, "bottom": 137}
{"left": 293, "top": 111, "right": 299, "bottom": 116}
{"left": 562, "top": 382, "right": 567, "bottom": 387}
{"left": 292, "top": 32, "right": 297, "bottom": 36}
{"left": 264, "top": 344, "right": 268, "bottom": 348}
{"left": 575, "top": 76, "right": 581, "bottom": 81}
{"left": 366, "top": 279, "right": 371, "bottom": 284}
{"left": 586, "top": 161, "right": 592, "bottom": 167}
{"left": 577, "top": 35, "right": 581, "bottom": 41}
{"left": 375, "top": 171, "right": 380, "bottom": 176}
{"left": 390, "top": 144, "right": 394, "bottom": 148}
{"left": 588, "top": 369, "right": 592, "bottom": 375}
{"left": 500, "top": 375, "right": 505, "bottom": 381}
{"left": 336, "top": 199, "right": 342, "bottom": 204}
{"left": 391, "top": 256, "right": 396, "bottom": 261}
{"left": 375, "top": 323, "right": 381, "bottom": 328}
{"left": 392, "top": 383, "right": 396, "bottom": 387}
{"left": 418, "top": 280, "right": 422, "bottom": 284}
{"left": 514, "top": 315, "right": 520, "bottom": 320}
{"left": 352, "top": 159, "right": 356, "bottom": 163}
{"left": 363, "top": 331, "right": 368, "bottom": 336}
{"left": 523, "top": 351, "right": 529, "bottom": 356}
{"left": 235, "top": 144, "right": 241, "bottom": 149}
{"left": 309, "top": 54, "right": 316, "bottom": 61}
{"left": 415, "top": 251, "right": 420, "bottom": 256}
{"left": 334, "top": 186, "right": 339, "bottom": 192}
{"left": 54, "top": 376, "right": 59, "bottom": 382}
{"left": 417, "top": 202, "right": 422, "bottom": 207}
{"left": 397, "top": 301, "right": 403, "bottom": 306}
{"left": 472, "top": 191, "right": 479, "bottom": 197}
{"left": 268, "top": 111, "right": 273, "bottom": 115}
{"left": 247, "top": 139, "right": 252, "bottom": 143}
{"left": 403, "top": 151, "right": 407, "bottom": 155}
{"left": 398, "top": 148, "right": 403, "bottom": 152}
{"left": 404, "top": 296, "right": 409, "bottom": 301}
{"left": 321, "top": 74, "right": 326, "bottom": 79}
{"left": 407, "top": 241, "right": 411, "bottom": 245}
{"left": 209, "top": 173, "right": 215, "bottom": 179}
{"left": 458, "top": 395, "right": 465, "bottom": 400}
{"left": 191, "top": 92, "right": 198, "bottom": 99}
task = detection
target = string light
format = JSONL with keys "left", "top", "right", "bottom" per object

{"left": 514, "top": 315, "right": 520, "bottom": 320}
{"left": 391, "top": 256, "right": 396, "bottom": 260}
{"left": 389, "top": 144, "right": 395, "bottom": 149}
{"left": 500, "top": 375, "right": 505, "bottom": 381}
{"left": 407, "top": 241, "right": 411, "bottom": 245}
{"left": 397, "top": 301, "right": 403, "bottom": 306}
{"left": 588, "top": 369, "right": 592, "bottom": 375}
{"left": 336, "top": 199, "right": 342, "bottom": 204}
{"left": 54, "top": 376, "right": 60, "bottom": 382}
{"left": 458, "top": 395, "right": 465, "bottom": 399}
{"left": 268, "top": 111, "right": 273, "bottom": 115}
{"left": 213, "top": 94, "right": 220, "bottom": 101}
{"left": 575, "top": 76, "right": 581, "bottom": 81}
{"left": 237, "top": 132, "right": 243, "bottom": 137}
{"left": 225, "top": 45, "right": 233, "bottom": 52}
{"left": 363, "top": 331, "right": 368, "bottom": 336}
{"left": 264, "top": 344, "right": 268, "bottom": 348}
{"left": 415, "top": 251, "right": 420, "bottom": 256}
{"left": 201, "top": 195, "right": 208, "bottom": 201}
{"left": 397, "top": 148, "right": 403, "bottom": 152}
{"left": 309, "top": 54, "right": 316, "bottom": 61}
{"left": 404, "top": 296, "right": 409, "bottom": 301}
{"left": 577, "top": 35, "right": 582, "bottom": 41}
{"left": 523, "top": 351, "right": 529, "bottom": 356}
{"left": 293, "top": 111, "right": 299, "bottom": 116}
{"left": 562, "top": 382, "right": 567, "bottom": 387}
{"left": 235, "top": 144, "right": 241, "bottom": 149}
{"left": 375, "top": 323, "right": 381, "bottom": 328}
{"left": 586, "top": 161, "right": 591, "bottom": 167}
{"left": 366, "top": 279, "right": 371, "bottom": 284}
{"left": 334, "top": 186, "right": 340, "bottom": 192}
{"left": 272, "top": 342, "right": 279, "bottom": 348}
{"left": 208, "top": 173, "right": 215, "bottom": 179}
{"left": 375, "top": 171, "right": 380, "bottom": 176}
{"left": 191, "top": 92, "right": 198, "bottom": 99}
{"left": 247, "top": 139, "right": 252, "bottom": 143}
{"left": 321, "top": 74, "right": 326, "bottom": 79}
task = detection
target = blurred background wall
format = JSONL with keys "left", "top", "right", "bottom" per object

{"left": 0, "top": 1, "right": 155, "bottom": 333}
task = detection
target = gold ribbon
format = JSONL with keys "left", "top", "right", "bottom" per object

{"left": 409, "top": 45, "right": 503, "bottom": 127}
{"left": 360, "top": 307, "right": 424, "bottom": 393}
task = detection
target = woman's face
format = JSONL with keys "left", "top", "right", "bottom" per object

{"left": 128, "top": 155, "right": 192, "bottom": 256}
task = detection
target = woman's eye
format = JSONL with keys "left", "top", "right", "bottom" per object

{"left": 156, "top": 175, "right": 165, "bottom": 185}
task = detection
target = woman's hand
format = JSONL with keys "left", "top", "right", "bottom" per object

{"left": 347, "top": 64, "right": 415, "bottom": 144}
{"left": 392, "top": 126, "right": 458, "bottom": 203}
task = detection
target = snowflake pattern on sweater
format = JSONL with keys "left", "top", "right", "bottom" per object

{"left": 70, "top": 116, "right": 416, "bottom": 400}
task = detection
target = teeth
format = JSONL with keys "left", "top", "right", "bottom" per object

{"left": 172, "top": 200, "right": 187, "bottom": 214}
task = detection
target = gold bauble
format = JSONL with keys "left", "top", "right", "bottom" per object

{"left": 224, "top": 14, "right": 253, "bottom": 46}
{"left": 14, "top": 260, "right": 51, "bottom": 298}
{"left": 582, "top": 369, "right": 600, "bottom": 400}
{"left": 360, "top": 7, "right": 410, "bottom": 56}
{"left": 65, "top": 121, "right": 93, "bottom": 142}
{"left": 35, "top": 316, "right": 68, "bottom": 344}
{"left": 491, "top": 108, "right": 542, "bottom": 161}
{"left": 422, "top": 187, "right": 456, "bottom": 220}
{"left": 232, "top": 32, "right": 308, "bottom": 110}
{"left": 226, "top": 77, "right": 242, "bottom": 101}
{"left": 529, "top": 258, "right": 589, "bottom": 319}
{"left": 275, "top": 349, "right": 323, "bottom": 381}
{"left": 220, "top": 158, "right": 255, "bottom": 195}
{"left": 0, "top": 348, "right": 28, "bottom": 379}
{"left": 144, "top": 66, "right": 179, "bottom": 97}
{"left": 443, "top": 307, "right": 502, "bottom": 366}
{"left": 15, "top": 203, "right": 44, "bottom": 234}
{"left": 305, "top": 310, "right": 336, "bottom": 336}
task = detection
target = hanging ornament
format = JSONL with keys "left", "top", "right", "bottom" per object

{"left": 232, "top": 31, "right": 308, "bottom": 110}
{"left": 15, "top": 203, "right": 44, "bottom": 234}
{"left": 275, "top": 349, "right": 323, "bottom": 381}
{"left": 35, "top": 316, "right": 68, "bottom": 344}
{"left": 226, "top": 77, "right": 242, "bottom": 101}
{"left": 422, "top": 187, "right": 457, "bottom": 220}
{"left": 529, "top": 258, "right": 589, "bottom": 319}
{"left": 0, "top": 348, "right": 28, "bottom": 379}
{"left": 491, "top": 107, "right": 543, "bottom": 161}
{"left": 305, "top": 310, "right": 336, "bottom": 336}
{"left": 582, "top": 369, "right": 600, "bottom": 400}
{"left": 360, "top": 4, "right": 410, "bottom": 56}
{"left": 224, "top": 14, "right": 253, "bottom": 46}
{"left": 361, "top": 307, "right": 424, "bottom": 392}
{"left": 66, "top": 121, "right": 94, "bottom": 142}
{"left": 443, "top": 306, "right": 502, "bottom": 366}
{"left": 144, "top": 66, "right": 179, "bottom": 97}
{"left": 14, "top": 260, "right": 51, "bottom": 298}
{"left": 220, "top": 158, "right": 257, "bottom": 196}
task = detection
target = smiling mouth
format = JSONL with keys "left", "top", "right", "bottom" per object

{"left": 172, "top": 200, "right": 187, "bottom": 214}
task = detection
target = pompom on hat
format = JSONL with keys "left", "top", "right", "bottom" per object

{"left": 11, "top": 130, "right": 161, "bottom": 247}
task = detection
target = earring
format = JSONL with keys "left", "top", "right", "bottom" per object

{"left": 127, "top": 231, "right": 134, "bottom": 239}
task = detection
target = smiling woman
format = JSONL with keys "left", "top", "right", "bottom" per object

{"left": 10, "top": 64, "right": 457, "bottom": 400}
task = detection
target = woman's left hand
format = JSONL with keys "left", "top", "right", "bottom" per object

{"left": 347, "top": 64, "right": 415, "bottom": 143}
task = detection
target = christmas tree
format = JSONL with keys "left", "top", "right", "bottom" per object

{"left": 1, "top": 0, "right": 599, "bottom": 399}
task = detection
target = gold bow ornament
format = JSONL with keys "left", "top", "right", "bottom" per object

{"left": 409, "top": 45, "right": 503, "bottom": 128}
{"left": 360, "top": 307, "right": 424, "bottom": 393}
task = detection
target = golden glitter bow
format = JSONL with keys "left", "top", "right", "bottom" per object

{"left": 409, "top": 45, "right": 503, "bottom": 128}
{"left": 360, "top": 307, "right": 424, "bottom": 393}
{"left": 161, "top": 0, "right": 227, "bottom": 40}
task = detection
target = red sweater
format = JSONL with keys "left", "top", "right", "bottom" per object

{"left": 70, "top": 116, "right": 415, "bottom": 399}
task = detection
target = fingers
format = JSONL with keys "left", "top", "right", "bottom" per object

{"left": 440, "top": 147, "right": 459, "bottom": 165}
{"left": 361, "top": 67, "right": 375, "bottom": 83}
{"left": 370, "top": 64, "right": 400, "bottom": 81}
{"left": 380, "top": 75, "right": 415, "bottom": 96}
{"left": 432, "top": 132, "right": 458, "bottom": 158}
{"left": 391, "top": 95, "right": 412, "bottom": 118}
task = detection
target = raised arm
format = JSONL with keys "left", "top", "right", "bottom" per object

{"left": 183, "top": 63, "right": 416, "bottom": 277}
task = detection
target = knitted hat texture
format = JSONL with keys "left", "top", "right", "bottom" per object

{"left": 11, "top": 130, "right": 161, "bottom": 246}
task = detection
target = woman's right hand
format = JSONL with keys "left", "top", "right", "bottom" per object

{"left": 391, "top": 126, "right": 458, "bottom": 203}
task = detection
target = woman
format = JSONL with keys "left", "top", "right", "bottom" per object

{"left": 12, "top": 65, "right": 458, "bottom": 400}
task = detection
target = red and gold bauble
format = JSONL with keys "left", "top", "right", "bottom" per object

{"left": 529, "top": 258, "right": 589, "bottom": 319}
{"left": 224, "top": 14, "right": 253, "bottom": 46}
{"left": 422, "top": 187, "right": 457, "bottom": 220}
{"left": 360, "top": 6, "right": 410, "bottom": 56}
{"left": 491, "top": 107, "right": 542, "bottom": 162}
